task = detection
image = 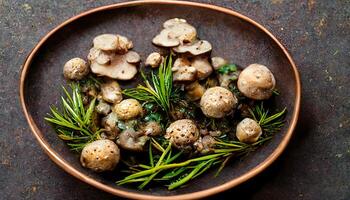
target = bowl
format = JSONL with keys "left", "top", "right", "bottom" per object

{"left": 19, "top": 1, "right": 301, "bottom": 199}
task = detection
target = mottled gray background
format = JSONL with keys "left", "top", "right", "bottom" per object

{"left": 0, "top": 0, "right": 349, "bottom": 199}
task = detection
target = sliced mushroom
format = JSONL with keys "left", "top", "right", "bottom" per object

{"left": 101, "top": 112, "right": 120, "bottom": 140}
{"left": 145, "top": 52, "right": 163, "bottom": 68}
{"left": 90, "top": 51, "right": 138, "bottom": 80}
{"left": 87, "top": 47, "right": 114, "bottom": 65}
{"left": 93, "top": 34, "right": 119, "bottom": 51}
{"left": 191, "top": 57, "right": 213, "bottom": 80}
{"left": 115, "top": 34, "right": 133, "bottom": 54}
{"left": 117, "top": 129, "right": 149, "bottom": 152}
{"left": 185, "top": 81, "right": 206, "bottom": 101}
{"left": 152, "top": 18, "right": 197, "bottom": 47}
{"left": 172, "top": 57, "right": 197, "bottom": 82}
{"left": 173, "top": 40, "right": 212, "bottom": 56}
{"left": 101, "top": 80, "right": 123, "bottom": 104}
{"left": 211, "top": 57, "right": 228, "bottom": 70}
{"left": 125, "top": 51, "right": 140, "bottom": 64}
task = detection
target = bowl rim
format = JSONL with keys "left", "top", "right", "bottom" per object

{"left": 19, "top": 0, "right": 301, "bottom": 199}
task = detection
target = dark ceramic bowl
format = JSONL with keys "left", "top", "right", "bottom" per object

{"left": 20, "top": 1, "right": 301, "bottom": 199}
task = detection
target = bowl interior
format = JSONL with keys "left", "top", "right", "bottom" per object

{"left": 23, "top": 3, "right": 297, "bottom": 197}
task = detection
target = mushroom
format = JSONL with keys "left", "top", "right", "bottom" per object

{"left": 90, "top": 51, "right": 139, "bottom": 80}
{"left": 80, "top": 139, "right": 120, "bottom": 172}
{"left": 172, "top": 57, "right": 197, "bottom": 82}
{"left": 101, "top": 112, "right": 120, "bottom": 140}
{"left": 165, "top": 119, "right": 199, "bottom": 151}
{"left": 63, "top": 58, "right": 89, "bottom": 80}
{"left": 143, "top": 121, "right": 163, "bottom": 136}
{"left": 117, "top": 129, "right": 149, "bottom": 152}
{"left": 173, "top": 40, "right": 212, "bottom": 56}
{"left": 87, "top": 47, "right": 114, "bottom": 65}
{"left": 115, "top": 34, "right": 133, "bottom": 54}
{"left": 237, "top": 64, "right": 276, "bottom": 100}
{"left": 236, "top": 118, "right": 262, "bottom": 143}
{"left": 101, "top": 80, "right": 123, "bottom": 104}
{"left": 95, "top": 100, "right": 111, "bottom": 115}
{"left": 145, "top": 52, "right": 163, "bottom": 68}
{"left": 125, "top": 51, "right": 141, "bottom": 64}
{"left": 152, "top": 18, "right": 197, "bottom": 47}
{"left": 211, "top": 57, "right": 228, "bottom": 70}
{"left": 200, "top": 86, "right": 237, "bottom": 118}
{"left": 114, "top": 99, "right": 143, "bottom": 120}
{"left": 185, "top": 81, "right": 205, "bottom": 101}
{"left": 191, "top": 57, "right": 213, "bottom": 80}
{"left": 93, "top": 34, "right": 119, "bottom": 51}
{"left": 194, "top": 135, "right": 216, "bottom": 154}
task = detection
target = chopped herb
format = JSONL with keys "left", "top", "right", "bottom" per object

{"left": 217, "top": 64, "right": 237, "bottom": 74}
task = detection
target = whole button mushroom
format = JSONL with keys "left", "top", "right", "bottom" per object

{"left": 165, "top": 119, "right": 199, "bottom": 151}
{"left": 236, "top": 118, "right": 262, "bottom": 143}
{"left": 101, "top": 80, "right": 123, "bottom": 104}
{"left": 200, "top": 87, "right": 237, "bottom": 118}
{"left": 114, "top": 99, "right": 143, "bottom": 120}
{"left": 145, "top": 52, "right": 163, "bottom": 68}
{"left": 63, "top": 58, "right": 89, "bottom": 80}
{"left": 237, "top": 64, "right": 276, "bottom": 100}
{"left": 80, "top": 139, "right": 120, "bottom": 172}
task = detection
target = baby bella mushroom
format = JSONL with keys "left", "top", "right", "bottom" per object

{"left": 165, "top": 119, "right": 199, "bottom": 151}
{"left": 114, "top": 99, "right": 143, "bottom": 120}
{"left": 237, "top": 63, "right": 276, "bottom": 100}
{"left": 200, "top": 86, "right": 237, "bottom": 118}
{"left": 236, "top": 118, "right": 262, "bottom": 143}
{"left": 80, "top": 139, "right": 120, "bottom": 172}
{"left": 63, "top": 58, "right": 89, "bottom": 80}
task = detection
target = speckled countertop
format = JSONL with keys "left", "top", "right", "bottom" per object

{"left": 0, "top": 0, "right": 349, "bottom": 199}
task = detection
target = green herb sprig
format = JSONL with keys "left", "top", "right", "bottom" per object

{"left": 45, "top": 84, "right": 101, "bottom": 151}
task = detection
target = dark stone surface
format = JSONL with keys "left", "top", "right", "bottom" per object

{"left": 0, "top": 0, "right": 349, "bottom": 199}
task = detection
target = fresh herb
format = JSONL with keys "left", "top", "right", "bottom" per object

{"left": 144, "top": 113, "right": 162, "bottom": 123}
{"left": 45, "top": 84, "right": 101, "bottom": 151}
{"left": 123, "top": 55, "right": 173, "bottom": 114}
{"left": 249, "top": 102, "right": 286, "bottom": 135}
{"left": 217, "top": 64, "right": 237, "bottom": 74}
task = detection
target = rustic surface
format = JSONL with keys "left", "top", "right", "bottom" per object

{"left": 0, "top": 0, "right": 349, "bottom": 199}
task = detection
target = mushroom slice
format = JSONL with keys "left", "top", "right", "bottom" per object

{"left": 145, "top": 52, "right": 163, "bottom": 68}
{"left": 173, "top": 40, "right": 212, "bottom": 56}
{"left": 115, "top": 34, "right": 133, "bottom": 54}
{"left": 152, "top": 29, "right": 181, "bottom": 47}
{"left": 125, "top": 51, "right": 141, "bottom": 64}
{"left": 93, "top": 34, "right": 119, "bottom": 51}
{"left": 172, "top": 57, "right": 197, "bottom": 82}
{"left": 90, "top": 52, "right": 138, "bottom": 80}
{"left": 191, "top": 57, "right": 213, "bottom": 80}
{"left": 88, "top": 47, "right": 114, "bottom": 65}
{"left": 163, "top": 18, "right": 188, "bottom": 28}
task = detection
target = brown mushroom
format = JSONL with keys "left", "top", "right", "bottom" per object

{"left": 117, "top": 129, "right": 149, "bottom": 152}
{"left": 165, "top": 119, "right": 199, "bottom": 151}
{"left": 173, "top": 40, "right": 212, "bottom": 56}
{"left": 87, "top": 47, "right": 114, "bottom": 65}
{"left": 93, "top": 34, "right": 119, "bottom": 51}
{"left": 101, "top": 80, "right": 123, "bottom": 104}
{"left": 191, "top": 57, "right": 213, "bottom": 80}
{"left": 145, "top": 52, "right": 163, "bottom": 68}
{"left": 114, "top": 99, "right": 143, "bottom": 120}
{"left": 172, "top": 57, "right": 197, "bottom": 82}
{"left": 185, "top": 81, "right": 206, "bottom": 101}
{"left": 125, "top": 51, "right": 141, "bottom": 64}
{"left": 90, "top": 51, "right": 138, "bottom": 80}
{"left": 115, "top": 34, "right": 133, "bottom": 54}
{"left": 236, "top": 118, "right": 262, "bottom": 143}
{"left": 63, "top": 58, "right": 89, "bottom": 80}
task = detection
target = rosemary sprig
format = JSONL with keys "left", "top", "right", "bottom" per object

{"left": 45, "top": 83, "right": 101, "bottom": 151}
{"left": 123, "top": 55, "right": 173, "bottom": 114}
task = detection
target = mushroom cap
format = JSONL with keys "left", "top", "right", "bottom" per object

{"left": 143, "top": 121, "right": 163, "bottom": 136}
{"left": 101, "top": 80, "right": 123, "bottom": 104}
{"left": 172, "top": 57, "right": 197, "bottom": 82}
{"left": 63, "top": 57, "right": 89, "bottom": 80}
{"left": 93, "top": 34, "right": 119, "bottom": 51}
{"left": 114, "top": 99, "right": 143, "bottom": 120}
{"left": 191, "top": 57, "right": 213, "bottom": 80}
{"left": 165, "top": 119, "right": 199, "bottom": 151}
{"left": 125, "top": 51, "right": 141, "bottom": 64}
{"left": 87, "top": 47, "right": 114, "bottom": 65}
{"left": 211, "top": 57, "right": 228, "bottom": 70}
{"left": 117, "top": 129, "right": 149, "bottom": 152}
{"left": 194, "top": 135, "right": 216, "bottom": 154}
{"left": 173, "top": 40, "right": 212, "bottom": 56}
{"left": 145, "top": 52, "right": 163, "bottom": 68}
{"left": 152, "top": 29, "right": 181, "bottom": 47}
{"left": 95, "top": 100, "right": 111, "bottom": 115}
{"left": 185, "top": 81, "right": 206, "bottom": 101}
{"left": 200, "top": 86, "right": 237, "bottom": 118}
{"left": 115, "top": 34, "right": 133, "bottom": 54}
{"left": 80, "top": 139, "right": 120, "bottom": 172}
{"left": 90, "top": 51, "right": 138, "bottom": 80}
{"left": 237, "top": 64, "right": 276, "bottom": 100}
{"left": 236, "top": 118, "right": 262, "bottom": 143}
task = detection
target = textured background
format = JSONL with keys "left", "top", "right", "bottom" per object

{"left": 0, "top": 0, "right": 349, "bottom": 199}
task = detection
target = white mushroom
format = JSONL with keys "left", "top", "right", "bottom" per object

{"left": 125, "top": 51, "right": 141, "bottom": 64}
{"left": 93, "top": 34, "right": 119, "bottom": 51}
{"left": 114, "top": 99, "right": 143, "bottom": 120}
{"left": 237, "top": 64, "right": 276, "bottom": 100}
{"left": 200, "top": 86, "right": 237, "bottom": 118}
{"left": 173, "top": 40, "right": 212, "bottom": 56}
{"left": 87, "top": 47, "right": 114, "bottom": 65}
{"left": 80, "top": 139, "right": 120, "bottom": 172}
{"left": 191, "top": 57, "right": 213, "bottom": 80}
{"left": 63, "top": 58, "right": 89, "bottom": 80}
{"left": 172, "top": 57, "right": 197, "bottom": 82}
{"left": 90, "top": 51, "right": 138, "bottom": 80}
{"left": 115, "top": 34, "right": 133, "bottom": 54}
{"left": 165, "top": 119, "right": 199, "bottom": 151}
{"left": 152, "top": 18, "right": 197, "bottom": 47}
{"left": 236, "top": 118, "right": 262, "bottom": 143}
{"left": 211, "top": 57, "right": 228, "bottom": 70}
{"left": 145, "top": 52, "right": 163, "bottom": 68}
{"left": 185, "top": 81, "right": 205, "bottom": 101}
{"left": 101, "top": 80, "right": 123, "bottom": 104}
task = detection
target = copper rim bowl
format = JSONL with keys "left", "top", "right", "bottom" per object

{"left": 19, "top": 0, "right": 301, "bottom": 199}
